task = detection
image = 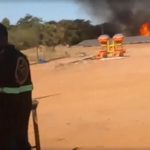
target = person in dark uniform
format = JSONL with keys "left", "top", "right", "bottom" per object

{"left": 0, "top": 23, "right": 33, "bottom": 150}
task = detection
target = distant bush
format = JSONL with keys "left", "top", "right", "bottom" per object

{"left": 3, "top": 14, "right": 122, "bottom": 50}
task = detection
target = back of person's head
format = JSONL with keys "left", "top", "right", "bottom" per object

{"left": 0, "top": 23, "right": 8, "bottom": 44}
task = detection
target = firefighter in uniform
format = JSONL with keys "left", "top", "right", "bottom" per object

{"left": 0, "top": 23, "right": 33, "bottom": 150}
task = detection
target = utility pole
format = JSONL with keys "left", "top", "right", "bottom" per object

{"left": 36, "top": 46, "right": 40, "bottom": 63}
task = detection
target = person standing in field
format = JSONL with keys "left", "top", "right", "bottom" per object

{"left": 0, "top": 23, "right": 33, "bottom": 150}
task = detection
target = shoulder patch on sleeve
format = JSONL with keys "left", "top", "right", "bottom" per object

{"left": 15, "top": 57, "right": 29, "bottom": 85}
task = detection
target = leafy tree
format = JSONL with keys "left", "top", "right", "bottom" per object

{"left": 1, "top": 18, "right": 10, "bottom": 29}
{"left": 17, "top": 14, "right": 43, "bottom": 27}
{"left": 8, "top": 14, "right": 124, "bottom": 50}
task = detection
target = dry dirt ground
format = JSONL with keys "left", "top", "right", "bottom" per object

{"left": 28, "top": 43, "right": 150, "bottom": 150}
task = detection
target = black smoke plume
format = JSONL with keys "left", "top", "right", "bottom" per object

{"left": 77, "top": 0, "right": 150, "bottom": 36}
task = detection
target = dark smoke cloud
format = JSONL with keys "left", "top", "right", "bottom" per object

{"left": 77, "top": 0, "right": 150, "bottom": 35}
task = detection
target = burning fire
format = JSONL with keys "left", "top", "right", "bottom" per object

{"left": 140, "top": 23, "right": 150, "bottom": 36}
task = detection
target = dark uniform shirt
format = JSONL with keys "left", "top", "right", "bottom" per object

{"left": 0, "top": 44, "right": 32, "bottom": 150}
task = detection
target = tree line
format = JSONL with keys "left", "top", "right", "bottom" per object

{"left": 1, "top": 14, "right": 121, "bottom": 50}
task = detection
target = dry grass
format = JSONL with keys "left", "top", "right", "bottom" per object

{"left": 21, "top": 45, "right": 100, "bottom": 65}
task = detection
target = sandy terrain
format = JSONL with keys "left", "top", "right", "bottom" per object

{"left": 29, "top": 43, "right": 150, "bottom": 150}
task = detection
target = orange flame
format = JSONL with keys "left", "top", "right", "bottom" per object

{"left": 140, "top": 23, "right": 150, "bottom": 36}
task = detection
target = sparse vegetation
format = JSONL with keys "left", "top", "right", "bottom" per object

{"left": 3, "top": 14, "right": 121, "bottom": 50}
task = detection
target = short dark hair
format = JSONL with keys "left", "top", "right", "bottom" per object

{"left": 0, "top": 23, "right": 8, "bottom": 39}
